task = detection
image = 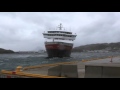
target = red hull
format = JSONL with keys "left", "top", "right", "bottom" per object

{"left": 45, "top": 42, "right": 73, "bottom": 58}
{"left": 45, "top": 44, "right": 72, "bottom": 50}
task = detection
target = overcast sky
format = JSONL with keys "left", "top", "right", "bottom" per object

{"left": 0, "top": 12, "right": 120, "bottom": 51}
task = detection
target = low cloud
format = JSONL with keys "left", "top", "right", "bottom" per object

{"left": 0, "top": 12, "right": 120, "bottom": 51}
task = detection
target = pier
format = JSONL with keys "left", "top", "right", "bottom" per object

{"left": 1, "top": 56, "right": 120, "bottom": 78}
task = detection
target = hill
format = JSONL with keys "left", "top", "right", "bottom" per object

{"left": 0, "top": 48, "right": 15, "bottom": 54}
{"left": 72, "top": 42, "right": 120, "bottom": 52}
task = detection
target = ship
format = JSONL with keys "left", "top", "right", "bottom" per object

{"left": 43, "top": 23, "right": 77, "bottom": 58}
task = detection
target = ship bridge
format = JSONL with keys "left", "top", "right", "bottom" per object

{"left": 43, "top": 23, "right": 77, "bottom": 42}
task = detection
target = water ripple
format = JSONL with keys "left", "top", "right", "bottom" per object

{"left": 0, "top": 52, "right": 120, "bottom": 70}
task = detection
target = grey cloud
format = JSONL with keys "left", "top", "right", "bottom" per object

{"left": 0, "top": 12, "right": 120, "bottom": 51}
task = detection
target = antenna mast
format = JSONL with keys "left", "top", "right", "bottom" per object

{"left": 58, "top": 23, "right": 63, "bottom": 30}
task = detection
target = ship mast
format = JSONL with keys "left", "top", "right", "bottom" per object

{"left": 53, "top": 23, "right": 63, "bottom": 42}
{"left": 58, "top": 23, "right": 63, "bottom": 30}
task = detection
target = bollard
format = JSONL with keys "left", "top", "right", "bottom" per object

{"left": 15, "top": 66, "right": 22, "bottom": 72}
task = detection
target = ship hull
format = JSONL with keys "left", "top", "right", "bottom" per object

{"left": 45, "top": 42, "right": 73, "bottom": 58}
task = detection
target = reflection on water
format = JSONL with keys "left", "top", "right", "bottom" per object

{"left": 0, "top": 52, "right": 120, "bottom": 70}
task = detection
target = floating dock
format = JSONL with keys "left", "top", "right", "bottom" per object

{"left": 1, "top": 56, "right": 120, "bottom": 78}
